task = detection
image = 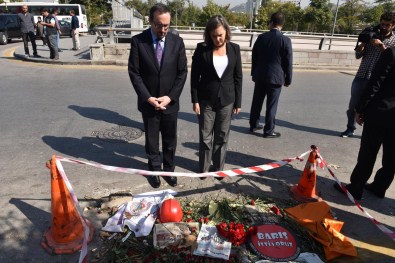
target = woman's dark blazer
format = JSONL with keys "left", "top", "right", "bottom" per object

{"left": 191, "top": 42, "right": 242, "bottom": 108}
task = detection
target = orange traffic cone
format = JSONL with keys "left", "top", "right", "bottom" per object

{"left": 290, "top": 145, "right": 322, "bottom": 202}
{"left": 41, "top": 155, "right": 94, "bottom": 254}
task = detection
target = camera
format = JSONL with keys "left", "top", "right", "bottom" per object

{"left": 357, "top": 24, "right": 381, "bottom": 43}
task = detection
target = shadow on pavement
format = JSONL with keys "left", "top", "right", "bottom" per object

{"left": 68, "top": 105, "right": 144, "bottom": 130}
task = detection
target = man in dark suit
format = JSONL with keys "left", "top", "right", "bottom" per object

{"left": 249, "top": 12, "right": 293, "bottom": 138}
{"left": 128, "top": 3, "right": 188, "bottom": 188}
{"left": 334, "top": 47, "right": 395, "bottom": 200}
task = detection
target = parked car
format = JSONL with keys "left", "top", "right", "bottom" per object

{"left": 58, "top": 20, "right": 72, "bottom": 37}
{"left": 0, "top": 14, "right": 22, "bottom": 45}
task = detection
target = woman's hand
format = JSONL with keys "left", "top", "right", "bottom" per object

{"left": 232, "top": 108, "right": 241, "bottom": 115}
{"left": 193, "top": 103, "right": 200, "bottom": 115}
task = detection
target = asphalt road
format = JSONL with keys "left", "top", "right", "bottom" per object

{"left": 0, "top": 41, "right": 394, "bottom": 263}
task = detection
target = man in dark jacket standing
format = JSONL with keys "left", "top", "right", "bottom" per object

{"left": 40, "top": 9, "right": 58, "bottom": 60}
{"left": 70, "top": 10, "right": 80, "bottom": 50}
{"left": 249, "top": 11, "right": 293, "bottom": 138}
{"left": 128, "top": 3, "right": 188, "bottom": 188}
{"left": 17, "top": 5, "right": 38, "bottom": 57}
{"left": 335, "top": 47, "right": 395, "bottom": 200}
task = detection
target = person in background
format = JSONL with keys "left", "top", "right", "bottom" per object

{"left": 128, "top": 3, "right": 188, "bottom": 188}
{"left": 36, "top": 16, "right": 47, "bottom": 46}
{"left": 335, "top": 47, "right": 395, "bottom": 200}
{"left": 52, "top": 8, "right": 62, "bottom": 52}
{"left": 17, "top": 5, "right": 38, "bottom": 57}
{"left": 41, "top": 9, "right": 58, "bottom": 60}
{"left": 340, "top": 12, "right": 395, "bottom": 138}
{"left": 248, "top": 11, "right": 293, "bottom": 138}
{"left": 70, "top": 9, "right": 80, "bottom": 50}
{"left": 190, "top": 15, "right": 242, "bottom": 179}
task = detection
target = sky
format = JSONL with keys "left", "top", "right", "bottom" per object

{"left": 192, "top": 0, "right": 376, "bottom": 9}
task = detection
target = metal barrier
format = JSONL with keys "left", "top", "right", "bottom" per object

{"left": 95, "top": 27, "right": 358, "bottom": 51}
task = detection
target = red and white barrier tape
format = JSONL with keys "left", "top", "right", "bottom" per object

{"left": 56, "top": 150, "right": 310, "bottom": 179}
{"left": 317, "top": 152, "right": 395, "bottom": 242}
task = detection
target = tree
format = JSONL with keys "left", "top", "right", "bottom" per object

{"left": 280, "top": 2, "right": 304, "bottom": 31}
{"left": 227, "top": 11, "right": 249, "bottom": 28}
{"left": 183, "top": 0, "right": 203, "bottom": 27}
{"left": 198, "top": 0, "right": 230, "bottom": 26}
{"left": 166, "top": 0, "right": 185, "bottom": 27}
{"left": 336, "top": 0, "right": 366, "bottom": 34}
{"left": 360, "top": 4, "right": 384, "bottom": 26}
{"left": 255, "top": 1, "right": 303, "bottom": 31}
{"left": 303, "top": 0, "right": 333, "bottom": 32}
{"left": 374, "top": 0, "right": 395, "bottom": 12}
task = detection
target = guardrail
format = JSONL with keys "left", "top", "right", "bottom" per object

{"left": 95, "top": 27, "right": 358, "bottom": 51}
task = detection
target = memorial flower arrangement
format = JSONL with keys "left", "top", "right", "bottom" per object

{"left": 93, "top": 194, "right": 324, "bottom": 263}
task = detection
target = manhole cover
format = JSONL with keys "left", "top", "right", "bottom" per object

{"left": 93, "top": 126, "right": 143, "bottom": 143}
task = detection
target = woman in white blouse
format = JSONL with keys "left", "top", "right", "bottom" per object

{"left": 190, "top": 15, "right": 243, "bottom": 179}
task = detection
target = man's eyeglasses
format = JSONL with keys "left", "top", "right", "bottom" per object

{"left": 152, "top": 22, "right": 169, "bottom": 29}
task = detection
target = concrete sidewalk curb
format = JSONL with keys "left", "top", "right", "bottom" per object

{"left": 13, "top": 53, "right": 358, "bottom": 71}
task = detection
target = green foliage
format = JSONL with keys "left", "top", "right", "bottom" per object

{"left": 360, "top": 4, "right": 384, "bottom": 26}
{"left": 375, "top": 0, "right": 395, "bottom": 12}
{"left": 255, "top": 1, "right": 304, "bottom": 31}
{"left": 303, "top": 0, "right": 333, "bottom": 32}
{"left": 198, "top": 0, "right": 230, "bottom": 27}
{"left": 336, "top": 0, "right": 366, "bottom": 34}
{"left": 57, "top": 0, "right": 392, "bottom": 33}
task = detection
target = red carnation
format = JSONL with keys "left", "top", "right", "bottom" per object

{"left": 270, "top": 206, "right": 281, "bottom": 216}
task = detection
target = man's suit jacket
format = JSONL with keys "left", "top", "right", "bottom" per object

{"left": 128, "top": 29, "right": 188, "bottom": 114}
{"left": 190, "top": 42, "right": 242, "bottom": 108}
{"left": 251, "top": 29, "right": 293, "bottom": 86}
{"left": 356, "top": 47, "right": 395, "bottom": 126}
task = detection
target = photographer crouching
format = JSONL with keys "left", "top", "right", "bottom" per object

{"left": 340, "top": 12, "right": 395, "bottom": 138}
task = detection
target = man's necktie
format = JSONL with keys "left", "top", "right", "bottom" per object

{"left": 156, "top": 39, "right": 163, "bottom": 66}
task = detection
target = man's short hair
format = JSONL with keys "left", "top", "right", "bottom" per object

{"left": 41, "top": 8, "right": 48, "bottom": 13}
{"left": 70, "top": 10, "right": 75, "bottom": 15}
{"left": 149, "top": 3, "right": 170, "bottom": 22}
{"left": 270, "top": 12, "right": 285, "bottom": 27}
{"left": 380, "top": 12, "right": 395, "bottom": 24}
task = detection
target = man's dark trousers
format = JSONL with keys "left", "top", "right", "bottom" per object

{"left": 249, "top": 81, "right": 282, "bottom": 134}
{"left": 349, "top": 115, "right": 395, "bottom": 195}
{"left": 22, "top": 32, "right": 37, "bottom": 55}
{"left": 142, "top": 111, "right": 178, "bottom": 172}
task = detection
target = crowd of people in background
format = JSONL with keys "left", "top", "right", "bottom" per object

{"left": 17, "top": 4, "right": 80, "bottom": 60}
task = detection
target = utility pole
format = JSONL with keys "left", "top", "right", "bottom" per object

{"left": 329, "top": 0, "right": 341, "bottom": 50}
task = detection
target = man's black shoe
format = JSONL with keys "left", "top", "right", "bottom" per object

{"left": 364, "top": 183, "right": 385, "bottom": 198}
{"left": 340, "top": 129, "right": 354, "bottom": 138}
{"left": 333, "top": 182, "right": 362, "bottom": 201}
{"left": 263, "top": 132, "right": 281, "bottom": 138}
{"left": 249, "top": 124, "right": 263, "bottom": 133}
{"left": 147, "top": 176, "right": 161, "bottom": 188}
{"left": 163, "top": 176, "right": 177, "bottom": 187}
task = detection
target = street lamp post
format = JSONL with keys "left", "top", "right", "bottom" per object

{"left": 329, "top": 0, "right": 341, "bottom": 50}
